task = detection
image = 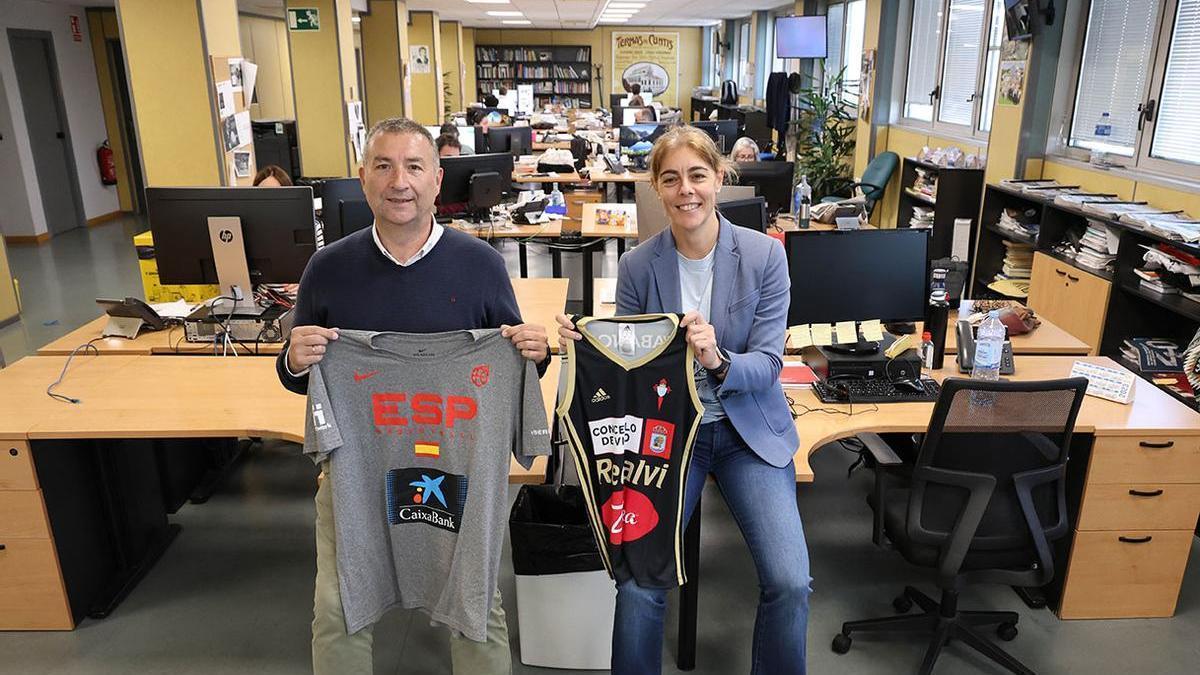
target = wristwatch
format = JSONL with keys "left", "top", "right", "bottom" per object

{"left": 705, "top": 347, "right": 732, "bottom": 377}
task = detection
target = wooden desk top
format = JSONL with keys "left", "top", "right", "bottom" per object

{"left": 446, "top": 219, "right": 563, "bottom": 239}
{"left": 533, "top": 141, "right": 572, "bottom": 151}
{"left": 773, "top": 215, "right": 875, "bottom": 232}
{"left": 588, "top": 170, "right": 651, "bottom": 183}
{"left": 591, "top": 278, "right": 1088, "bottom": 356}
{"left": 512, "top": 170, "right": 584, "bottom": 184}
{"left": 581, "top": 203, "right": 638, "bottom": 238}
{"left": 38, "top": 279, "right": 569, "bottom": 357}
{"left": 0, "top": 355, "right": 560, "bottom": 483}
{"left": 789, "top": 356, "right": 1200, "bottom": 482}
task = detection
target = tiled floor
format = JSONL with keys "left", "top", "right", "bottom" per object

{"left": 1, "top": 222, "right": 1198, "bottom": 674}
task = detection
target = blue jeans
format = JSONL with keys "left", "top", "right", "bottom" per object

{"left": 611, "top": 419, "right": 812, "bottom": 675}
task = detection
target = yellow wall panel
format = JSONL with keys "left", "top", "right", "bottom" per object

{"left": 200, "top": 0, "right": 241, "bottom": 57}
{"left": 0, "top": 236, "right": 18, "bottom": 323}
{"left": 86, "top": 9, "right": 132, "bottom": 211}
{"left": 118, "top": 0, "right": 220, "bottom": 186}
{"left": 1024, "top": 158, "right": 1044, "bottom": 179}
{"left": 239, "top": 15, "right": 295, "bottom": 121}
{"left": 360, "top": 0, "right": 404, "bottom": 126}
{"left": 408, "top": 12, "right": 440, "bottom": 125}
{"left": 463, "top": 27, "right": 476, "bottom": 106}
{"left": 1041, "top": 161, "right": 1136, "bottom": 201}
{"left": 1133, "top": 182, "right": 1200, "bottom": 218}
{"left": 440, "top": 22, "right": 463, "bottom": 118}
{"left": 286, "top": 0, "right": 353, "bottom": 176}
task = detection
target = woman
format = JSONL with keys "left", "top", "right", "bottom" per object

{"left": 252, "top": 164, "right": 292, "bottom": 187}
{"left": 730, "top": 136, "right": 760, "bottom": 163}
{"left": 556, "top": 126, "right": 810, "bottom": 675}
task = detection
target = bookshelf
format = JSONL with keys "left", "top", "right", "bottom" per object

{"left": 475, "top": 45, "right": 593, "bottom": 110}
{"left": 896, "top": 157, "right": 985, "bottom": 261}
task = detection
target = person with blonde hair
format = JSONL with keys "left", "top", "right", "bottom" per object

{"left": 556, "top": 125, "right": 810, "bottom": 675}
{"left": 729, "top": 136, "right": 760, "bottom": 163}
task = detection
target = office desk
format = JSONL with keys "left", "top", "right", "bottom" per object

{"left": 592, "top": 277, "right": 1091, "bottom": 357}
{"left": 37, "top": 279, "right": 570, "bottom": 356}
{"left": 512, "top": 169, "right": 583, "bottom": 186}
{"left": 532, "top": 141, "right": 572, "bottom": 151}
{"left": 0, "top": 354, "right": 559, "bottom": 629}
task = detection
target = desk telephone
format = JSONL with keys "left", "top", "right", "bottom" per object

{"left": 96, "top": 297, "right": 166, "bottom": 339}
{"left": 956, "top": 319, "right": 1015, "bottom": 375}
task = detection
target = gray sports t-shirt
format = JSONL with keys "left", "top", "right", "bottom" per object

{"left": 304, "top": 328, "right": 551, "bottom": 640}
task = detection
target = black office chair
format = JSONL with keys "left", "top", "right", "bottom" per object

{"left": 833, "top": 377, "right": 1089, "bottom": 675}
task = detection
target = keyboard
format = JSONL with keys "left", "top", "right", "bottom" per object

{"left": 812, "top": 377, "right": 942, "bottom": 404}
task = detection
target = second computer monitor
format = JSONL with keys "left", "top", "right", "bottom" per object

{"left": 717, "top": 197, "right": 768, "bottom": 232}
{"left": 438, "top": 152, "right": 515, "bottom": 208}
{"left": 320, "top": 178, "right": 366, "bottom": 243}
{"left": 736, "top": 161, "right": 793, "bottom": 215}
{"left": 692, "top": 120, "right": 739, "bottom": 154}
{"left": 483, "top": 126, "right": 532, "bottom": 157}
{"left": 785, "top": 229, "right": 928, "bottom": 326}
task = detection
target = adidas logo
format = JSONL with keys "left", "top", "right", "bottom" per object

{"left": 591, "top": 388, "right": 611, "bottom": 403}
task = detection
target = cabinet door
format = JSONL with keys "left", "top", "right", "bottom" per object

{"left": 1027, "top": 252, "right": 1110, "bottom": 354}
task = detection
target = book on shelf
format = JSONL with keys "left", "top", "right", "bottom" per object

{"left": 1120, "top": 337, "right": 1184, "bottom": 372}
{"left": 1139, "top": 278, "right": 1181, "bottom": 295}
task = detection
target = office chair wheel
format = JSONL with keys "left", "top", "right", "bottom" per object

{"left": 997, "top": 622, "right": 1018, "bottom": 641}
{"left": 831, "top": 633, "right": 852, "bottom": 654}
{"left": 892, "top": 594, "right": 913, "bottom": 614}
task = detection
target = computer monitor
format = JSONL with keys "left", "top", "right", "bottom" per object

{"left": 620, "top": 123, "right": 667, "bottom": 170}
{"left": 717, "top": 197, "right": 768, "bottom": 232}
{"left": 736, "top": 161, "right": 794, "bottom": 215}
{"left": 438, "top": 152, "right": 515, "bottom": 215}
{"left": 775, "top": 16, "right": 828, "bottom": 58}
{"left": 691, "top": 120, "right": 740, "bottom": 154}
{"left": 483, "top": 125, "right": 532, "bottom": 157}
{"left": 146, "top": 186, "right": 316, "bottom": 311}
{"left": 336, "top": 199, "right": 374, "bottom": 241}
{"left": 784, "top": 229, "right": 928, "bottom": 326}
{"left": 320, "top": 178, "right": 366, "bottom": 243}
{"left": 609, "top": 93, "right": 627, "bottom": 109}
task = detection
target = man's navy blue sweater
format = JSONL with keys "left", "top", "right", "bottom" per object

{"left": 276, "top": 226, "right": 528, "bottom": 394}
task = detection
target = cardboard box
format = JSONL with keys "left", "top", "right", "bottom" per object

{"left": 133, "top": 231, "right": 219, "bottom": 303}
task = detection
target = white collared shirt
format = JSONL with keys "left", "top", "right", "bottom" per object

{"left": 372, "top": 220, "right": 444, "bottom": 266}
{"left": 285, "top": 218, "right": 445, "bottom": 377}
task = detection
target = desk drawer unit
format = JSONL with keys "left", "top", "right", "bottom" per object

{"left": 1059, "top": 530, "right": 1194, "bottom": 619}
{"left": 1027, "top": 252, "right": 1110, "bottom": 354}
{"left": 0, "top": 439, "right": 73, "bottom": 630}
{"left": 1059, "top": 434, "right": 1200, "bottom": 619}
{"left": 0, "top": 440, "right": 38, "bottom": 490}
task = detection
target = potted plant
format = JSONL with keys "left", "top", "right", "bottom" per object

{"left": 789, "top": 69, "right": 857, "bottom": 202}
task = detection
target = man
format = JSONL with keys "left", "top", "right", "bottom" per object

{"left": 436, "top": 133, "right": 462, "bottom": 157}
{"left": 277, "top": 117, "right": 550, "bottom": 674}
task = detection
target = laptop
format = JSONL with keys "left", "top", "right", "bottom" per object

{"left": 635, "top": 183, "right": 756, "bottom": 242}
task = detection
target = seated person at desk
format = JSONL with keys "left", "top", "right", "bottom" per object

{"left": 627, "top": 82, "right": 645, "bottom": 107}
{"left": 730, "top": 137, "right": 759, "bottom": 163}
{"left": 436, "top": 133, "right": 462, "bottom": 158}
{"left": 482, "top": 92, "right": 499, "bottom": 107}
{"left": 278, "top": 117, "right": 550, "bottom": 675}
{"left": 634, "top": 106, "right": 657, "bottom": 124}
{"left": 253, "top": 164, "right": 292, "bottom": 187}
{"left": 556, "top": 125, "right": 810, "bottom": 675}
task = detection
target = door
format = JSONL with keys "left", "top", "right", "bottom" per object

{"left": 9, "top": 30, "right": 85, "bottom": 235}
{"left": 108, "top": 38, "right": 144, "bottom": 214}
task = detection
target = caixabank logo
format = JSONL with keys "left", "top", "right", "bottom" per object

{"left": 385, "top": 468, "right": 468, "bottom": 533}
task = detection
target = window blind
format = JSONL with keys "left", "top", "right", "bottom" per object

{"left": 904, "top": 0, "right": 943, "bottom": 121}
{"left": 1069, "top": 0, "right": 1161, "bottom": 156}
{"left": 978, "top": 0, "right": 1005, "bottom": 133}
{"left": 1151, "top": 0, "right": 1200, "bottom": 166}
{"left": 938, "top": 0, "right": 986, "bottom": 127}
{"left": 826, "top": 3, "right": 845, "bottom": 84}
{"left": 843, "top": 0, "right": 867, "bottom": 104}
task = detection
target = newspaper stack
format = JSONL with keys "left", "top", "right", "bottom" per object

{"left": 1052, "top": 193, "right": 1124, "bottom": 210}
{"left": 1074, "top": 220, "right": 1119, "bottom": 272}
{"left": 1138, "top": 244, "right": 1200, "bottom": 299}
{"left": 909, "top": 206, "right": 935, "bottom": 229}
{"left": 1120, "top": 212, "right": 1200, "bottom": 244}
{"left": 996, "top": 207, "right": 1039, "bottom": 241}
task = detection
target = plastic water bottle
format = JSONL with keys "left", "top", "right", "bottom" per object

{"left": 972, "top": 311, "right": 1006, "bottom": 382}
{"left": 1090, "top": 112, "right": 1112, "bottom": 167}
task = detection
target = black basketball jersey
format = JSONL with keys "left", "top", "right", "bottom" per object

{"left": 557, "top": 314, "right": 703, "bottom": 588}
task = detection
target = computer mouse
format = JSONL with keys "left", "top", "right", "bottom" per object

{"left": 893, "top": 378, "right": 926, "bottom": 394}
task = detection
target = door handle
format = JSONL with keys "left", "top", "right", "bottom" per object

{"left": 1066, "top": 274, "right": 1079, "bottom": 282}
{"left": 0, "top": 544, "right": 6, "bottom": 551}
{"left": 1139, "top": 440, "right": 1174, "bottom": 449}
{"left": 1118, "top": 536, "right": 1153, "bottom": 544}
{"left": 1128, "top": 488, "right": 1164, "bottom": 497}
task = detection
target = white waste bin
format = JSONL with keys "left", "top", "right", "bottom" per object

{"left": 515, "top": 570, "right": 616, "bottom": 670}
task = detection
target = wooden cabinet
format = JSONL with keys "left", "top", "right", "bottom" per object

{"left": 1028, "top": 252, "right": 1111, "bottom": 354}
{"left": 1059, "top": 433, "right": 1200, "bottom": 619}
{"left": 0, "top": 439, "right": 73, "bottom": 630}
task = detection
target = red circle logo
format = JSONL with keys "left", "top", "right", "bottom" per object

{"left": 471, "top": 364, "right": 490, "bottom": 388}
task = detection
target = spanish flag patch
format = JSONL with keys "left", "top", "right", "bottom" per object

{"left": 414, "top": 442, "right": 440, "bottom": 458}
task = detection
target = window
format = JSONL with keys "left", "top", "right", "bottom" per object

{"left": 900, "top": 0, "right": 1006, "bottom": 137}
{"left": 825, "top": 0, "right": 867, "bottom": 106}
{"left": 1062, "top": 0, "right": 1200, "bottom": 177}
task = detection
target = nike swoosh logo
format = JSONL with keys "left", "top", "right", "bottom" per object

{"left": 353, "top": 370, "right": 379, "bottom": 382}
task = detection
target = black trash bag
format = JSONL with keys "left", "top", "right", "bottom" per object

{"left": 509, "top": 484, "right": 604, "bottom": 576}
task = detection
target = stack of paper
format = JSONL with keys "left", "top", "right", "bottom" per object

{"left": 1138, "top": 243, "right": 1200, "bottom": 299}
{"left": 1081, "top": 201, "right": 1161, "bottom": 219}
{"left": 909, "top": 206, "right": 935, "bottom": 229}
{"left": 996, "top": 207, "right": 1039, "bottom": 240}
{"left": 999, "top": 179, "right": 1059, "bottom": 192}
{"left": 996, "top": 240, "right": 1034, "bottom": 280}
{"left": 1074, "top": 220, "right": 1119, "bottom": 272}
{"left": 910, "top": 168, "right": 937, "bottom": 200}
{"left": 1120, "top": 212, "right": 1200, "bottom": 244}
{"left": 1053, "top": 193, "right": 1123, "bottom": 210}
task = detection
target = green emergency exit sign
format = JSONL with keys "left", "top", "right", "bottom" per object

{"left": 287, "top": 8, "right": 320, "bottom": 31}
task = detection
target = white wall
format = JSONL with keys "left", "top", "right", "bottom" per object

{"left": 0, "top": 1, "right": 121, "bottom": 237}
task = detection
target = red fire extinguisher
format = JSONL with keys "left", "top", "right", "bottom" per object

{"left": 97, "top": 141, "right": 117, "bottom": 185}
